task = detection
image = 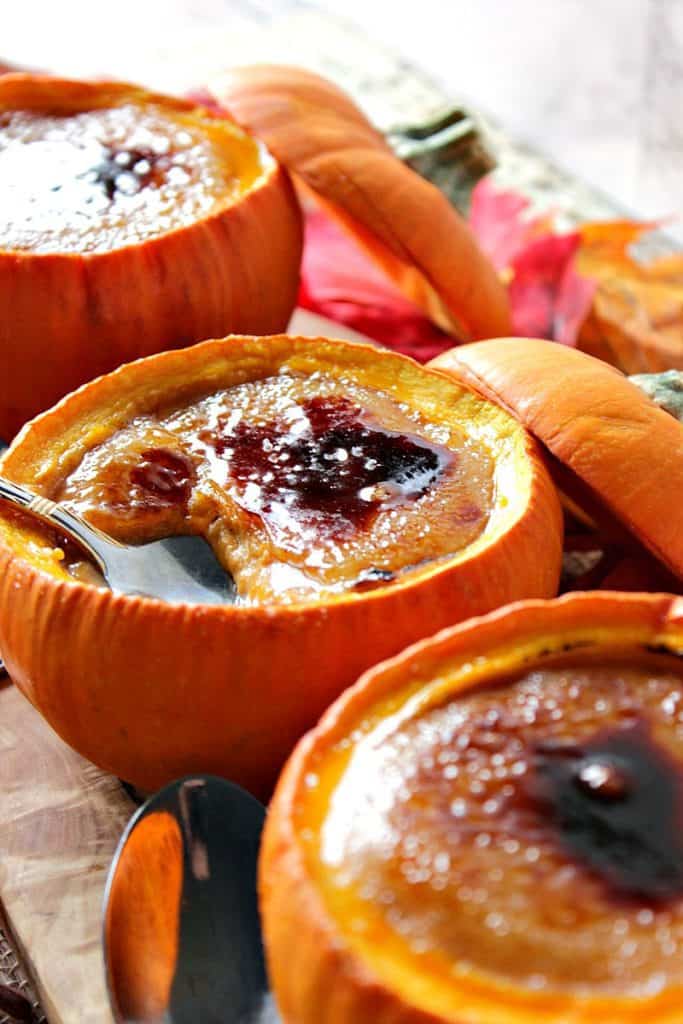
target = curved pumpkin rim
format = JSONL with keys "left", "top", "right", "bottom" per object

{"left": 429, "top": 337, "right": 683, "bottom": 581}
{"left": 0, "top": 72, "right": 282, "bottom": 260}
{"left": 0, "top": 333, "right": 560, "bottom": 620}
{"left": 207, "top": 64, "right": 511, "bottom": 343}
{"left": 261, "top": 590, "right": 683, "bottom": 1024}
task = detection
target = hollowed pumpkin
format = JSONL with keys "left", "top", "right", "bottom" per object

{"left": 0, "top": 74, "right": 303, "bottom": 439}
{"left": 0, "top": 334, "right": 560, "bottom": 796}
{"left": 261, "top": 591, "right": 683, "bottom": 1024}
{"left": 208, "top": 65, "right": 510, "bottom": 342}
{"left": 430, "top": 337, "right": 683, "bottom": 581}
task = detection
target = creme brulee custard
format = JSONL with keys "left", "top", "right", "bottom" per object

{"left": 52, "top": 370, "right": 495, "bottom": 605}
{"left": 308, "top": 651, "right": 683, "bottom": 998}
{"left": 0, "top": 101, "right": 263, "bottom": 253}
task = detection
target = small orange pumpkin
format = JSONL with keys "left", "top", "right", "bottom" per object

{"left": 430, "top": 337, "right": 683, "bottom": 581}
{"left": 261, "top": 591, "right": 683, "bottom": 1023}
{"left": 208, "top": 65, "right": 510, "bottom": 342}
{"left": 0, "top": 334, "right": 560, "bottom": 796}
{"left": 0, "top": 74, "right": 303, "bottom": 438}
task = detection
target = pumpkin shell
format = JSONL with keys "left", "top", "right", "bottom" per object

{"left": 0, "top": 74, "right": 303, "bottom": 439}
{"left": 0, "top": 334, "right": 561, "bottom": 797}
{"left": 261, "top": 590, "right": 683, "bottom": 1024}
{"left": 208, "top": 65, "right": 510, "bottom": 342}
{"left": 430, "top": 337, "right": 683, "bottom": 581}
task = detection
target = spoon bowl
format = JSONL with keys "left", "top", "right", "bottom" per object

{"left": 0, "top": 476, "right": 235, "bottom": 605}
{"left": 104, "top": 775, "right": 277, "bottom": 1024}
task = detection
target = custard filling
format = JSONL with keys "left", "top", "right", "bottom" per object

{"left": 0, "top": 101, "right": 264, "bottom": 253}
{"left": 49, "top": 371, "right": 495, "bottom": 605}
{"left": 309, "top": 652, "right": 683, "bottom": 997}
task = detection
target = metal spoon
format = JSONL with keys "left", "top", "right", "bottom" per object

{"left": 103, "top": 775, "right": 278, "bottom": 1024}
{"left": 0, "top": 476, "right": 234, "bottom": 605}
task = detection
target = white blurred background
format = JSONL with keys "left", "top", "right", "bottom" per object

{"left": 3, "top": 0, "right": 682, "bottom": 234}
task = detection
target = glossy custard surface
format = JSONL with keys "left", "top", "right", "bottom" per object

{"left": 313, "top": 655, "right": 683, "bottom": 995}
{"left": 0, "top": 102, "right": 257, "bottom": 253}
{"left": 54, "top": 371, "right": 495, "bottom": 605}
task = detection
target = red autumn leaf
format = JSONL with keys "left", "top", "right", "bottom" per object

{"left": 508, "top": 232, "right": 596, "bottom": 344}
{"left": 470, "top": 179, "right": 595, "bottom": 345}
{"left": 509, "top": 233, "right": 580, "bottom": 337}
{"left": 298, "top": 208, "right": 454, "bottom": 362}
{"left": 554, "top": 263, "right": 597, "bottom": 347}
{"left": 298, "top": 186, "right": 597, "bottom": 354}
{"left": 468, "top": 177, "right": 553, "bottom": 270}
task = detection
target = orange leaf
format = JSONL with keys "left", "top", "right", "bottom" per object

{"left": 578, "top": 219, "right": 658, "bottom": 267}
{"left": 576, "top": 219, "right": 683, "bottom": 372}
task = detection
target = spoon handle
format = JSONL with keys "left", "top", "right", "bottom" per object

{"left": 0, "top": 475, "right": 120, "bottom": 572}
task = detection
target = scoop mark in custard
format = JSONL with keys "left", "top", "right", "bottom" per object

{"left": 129, "top": 449, "right": 196, "bottom": 508}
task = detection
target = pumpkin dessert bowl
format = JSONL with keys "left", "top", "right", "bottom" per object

{"left": 262, "top": 591, "right": 683, "bottom": 1024}
{"left": 0, "top": 73, "right": 302, "bottom": 438}
{"left": 0, "top": 334, "right": 561, "bottom": 796}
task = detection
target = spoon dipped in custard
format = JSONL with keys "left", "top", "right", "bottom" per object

{"left": 0, "top": 474, "right": 235, "bottom": 604}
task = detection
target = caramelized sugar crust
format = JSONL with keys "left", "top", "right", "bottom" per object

{"left": 313, "top": 652, "right": 683, "bottom": 996}
{"left": 0, "top": 102, "right": 263, "bottom": 253}
{"left": 55, "top": 371, "right": 494, "bottom": 605}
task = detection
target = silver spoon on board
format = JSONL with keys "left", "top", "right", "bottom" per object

{"left": 103, "top": 775, "right": 279, "bottom": 1024}
{"left": 0, "top": 476, "right": 235, "bottom": 605}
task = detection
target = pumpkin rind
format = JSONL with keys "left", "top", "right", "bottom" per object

{"left": 261, "top": 591, "right": 683, "bottom": 1023}
{"left": 430, "top": 337, "right": 683, "bottom": 581}
{"left": 0, "top": 74, "right": 303, "bottom": 439}
{"left": 208, "top": 65, "right": 510, "bottom": 342}
{"left": 0, "top": 334, "right": 561, "bottom": 796}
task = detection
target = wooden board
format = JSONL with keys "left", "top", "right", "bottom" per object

{"left": 0, "top": 680, "right": 131, "bottom": 1024}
